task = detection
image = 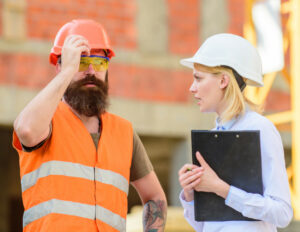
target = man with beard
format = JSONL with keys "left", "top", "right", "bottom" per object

{"left": 13, "top": 19, "right": 167, "bottom": 232}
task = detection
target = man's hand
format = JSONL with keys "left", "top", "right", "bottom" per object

{"left": 13, "top": 34, "right": 91, "bottom": 148}
{"left": 61, "top": 35, "right": 90, "bottom": 75}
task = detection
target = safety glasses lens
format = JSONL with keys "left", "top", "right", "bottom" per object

{"left": 79, "top": 56, "right": 109, "bottom": 72}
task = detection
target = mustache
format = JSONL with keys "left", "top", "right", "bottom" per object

{"left": 74, "top": 74, "right": 105, "bottom": 88}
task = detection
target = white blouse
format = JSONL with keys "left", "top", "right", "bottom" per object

{"left": 179, "top": 110, "right": 293, "bottom": 232}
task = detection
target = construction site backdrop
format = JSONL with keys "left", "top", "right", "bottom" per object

{"left": 0, "top": 0, "right": 299, "bottom": 231}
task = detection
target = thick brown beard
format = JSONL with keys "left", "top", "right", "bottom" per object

{"left": 64, "top": 74, "right": 109, "bottom": 117}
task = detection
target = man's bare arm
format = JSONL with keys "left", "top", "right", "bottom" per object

{"left": 14, "top": 35, "right": 90, "bottom": 147}
{"left": 143, "top": 199, "right": 166, "bottom": 232}
{"left": 131, "top": 171, "right": 167, "bottom": 232}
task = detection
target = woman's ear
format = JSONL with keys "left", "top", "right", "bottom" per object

{"left": 220, "top": 73, "right": 229, "bottom": 89}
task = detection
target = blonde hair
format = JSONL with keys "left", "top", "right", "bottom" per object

{"left": 194, "top": 63, "right": 262, "bottom": 123}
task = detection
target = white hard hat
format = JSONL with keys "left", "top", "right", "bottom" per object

{"left": 180, "top": 33, "right": 264, "bottom": 87}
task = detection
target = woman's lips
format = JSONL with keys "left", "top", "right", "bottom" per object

{"left": 194, "top": 97, "right": 202, "bottom": 105}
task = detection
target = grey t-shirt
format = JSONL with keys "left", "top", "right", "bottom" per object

{"left": 90, "top": 130, "right": 153, "bottom": 181}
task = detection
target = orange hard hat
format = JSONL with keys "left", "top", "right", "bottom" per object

{"left": 49, "top": 19, "right": 115, "bottom": 65}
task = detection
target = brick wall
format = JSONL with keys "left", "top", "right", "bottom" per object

{"left": 167, "top": 0, "right": 200, "bottom": 55}
{"left": 0, "top": 2, "right": 2, "bottom": 36}
{"left": 227, "top": 0, "right": 245, "bottom": 36}
{"left": 0, "top": 0, "right": 291, "bottom": 111}
{"left": 109, "top": 64, "right": 192, "bottom": 102}
{"left": 0, "top": 54, "right": 54, "bottom": 88}
{"left": 0, "top": 54, "right": 192, "bottom": 102}
{"left": 281, "top": 0, "right": 291, "bottom": 67}
{"left": 26, "top": 0, "right": 137, "bottom": 49}
{"left": 266, "top": 90, "right": 291, "bottom": 112}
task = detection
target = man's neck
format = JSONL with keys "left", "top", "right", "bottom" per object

{"left": 63, "top": 100, "right": 100, "bottom": 133}
{"left": 78, "top": 114, "right": 100, "bottom": 133}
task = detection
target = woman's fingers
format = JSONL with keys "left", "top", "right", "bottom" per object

{"left": 178, "top": 164, "right": 202, "bottom": 176}
{"left": 183, "top": 176, "right": 202, "bottom": 192}
{"left": 181, "top": 170, "right": 203, "bottom": 185}
{"left": 188, "top": 177, "right": 202, "bottom": 189}
{"left": 179, "top": 168, "right": 203, "bottom": 188}
{"left": 178, "top": 164, "right": 193, "bottom": 175}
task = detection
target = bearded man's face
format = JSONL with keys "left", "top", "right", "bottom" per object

{"left": 64, "top": 74, "right": 108, "bottom": 117}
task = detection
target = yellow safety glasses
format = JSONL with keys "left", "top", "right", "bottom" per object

{"left": 79, "top": 55, "right": 109, "bottom": 72}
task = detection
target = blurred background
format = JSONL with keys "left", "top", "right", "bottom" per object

{"left": 0, "top": 0, "right": 299, "bottom": 231}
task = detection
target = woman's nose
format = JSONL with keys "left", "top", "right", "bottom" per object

{"left": 189, "top": 82, "right": 196, "bottom": 93}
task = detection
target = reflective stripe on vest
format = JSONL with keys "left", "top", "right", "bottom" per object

{"left": 21, "top": 161, "right": 129, "bottom": 195}
{"left": 23, "top": 199, "right": 126, "bottom": 231}
{"left": 96, "top": 205, "right": 126, "bottom": 231}
{"left": 95, "top": 168, "right": 129, "bottom": 194}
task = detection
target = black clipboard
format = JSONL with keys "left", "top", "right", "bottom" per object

{"left": 191, "top": 130, "right": 263, "bottom": 221}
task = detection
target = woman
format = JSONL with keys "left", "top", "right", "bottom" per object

{"left": 178, "top": 33, "right": 293, "bottom": 231}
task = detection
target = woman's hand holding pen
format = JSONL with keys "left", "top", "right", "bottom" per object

{"left": 178, "top": 163, "right": 204, "bottom": 202}
{"left": 194, "top": 152, "right": 230, "bottom": 198}
{"left": 178, "top": 151, "right": 230, "bottom": 201}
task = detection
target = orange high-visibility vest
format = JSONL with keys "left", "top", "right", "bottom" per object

{"left": 13, "top": 102, "right": 133, "bottom": 232}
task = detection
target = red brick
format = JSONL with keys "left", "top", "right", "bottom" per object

{"left": 0, "top": 54, "right": 55, "bottom": 89}
{"left": 265, "top": 90, "right": 291, "bottom": 112}
{"left": 0, "top": 1, "right": 2, "bottom": 36}
{"left": 227, "top": 0, "right": 245, "bottom": 36}
{"left": 26, "top": 0, "right": 137, "bottom": 50}
{"left": 277, "top": 123, "right": 291, "bottom": 132}
{"left": 108, "top": 63, "right": 193, "bottom": 102}
{"left": 0, "top": 53, "right": 192, "bottom": 103}
{"left": 167, "top": 0, "right": 200, "bottom": 55}
{"left": 0, "top": 0, "right": 292, "bottom": 110}
{"left": 281, "top": 0, "right": 291, "bottom": 67}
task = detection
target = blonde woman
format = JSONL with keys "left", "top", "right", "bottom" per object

{"left": 178, "top": 33, "right": 293, "bottom": 231}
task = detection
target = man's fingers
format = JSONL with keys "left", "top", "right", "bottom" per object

{"left": 64, "top": 34, "right": 74, "bottom": 44}
{"left": 64, "top": 34, "right": 82, "bottom": 45}
{"left": 72, "top": 38, "right": 89, "bottom": 48}
{"left": 77, "top": 45, "right": 91, "bottom": 56}
{"left": 64, "top": 35, "right": 90, "bottom": 51}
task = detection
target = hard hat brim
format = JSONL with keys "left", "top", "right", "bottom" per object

{"left": 180, "top": 57, "right": 264, "bottom": 87}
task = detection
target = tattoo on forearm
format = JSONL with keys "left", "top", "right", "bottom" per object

{"left": 143, "top": 200, "right": 167, "bottom": 232}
